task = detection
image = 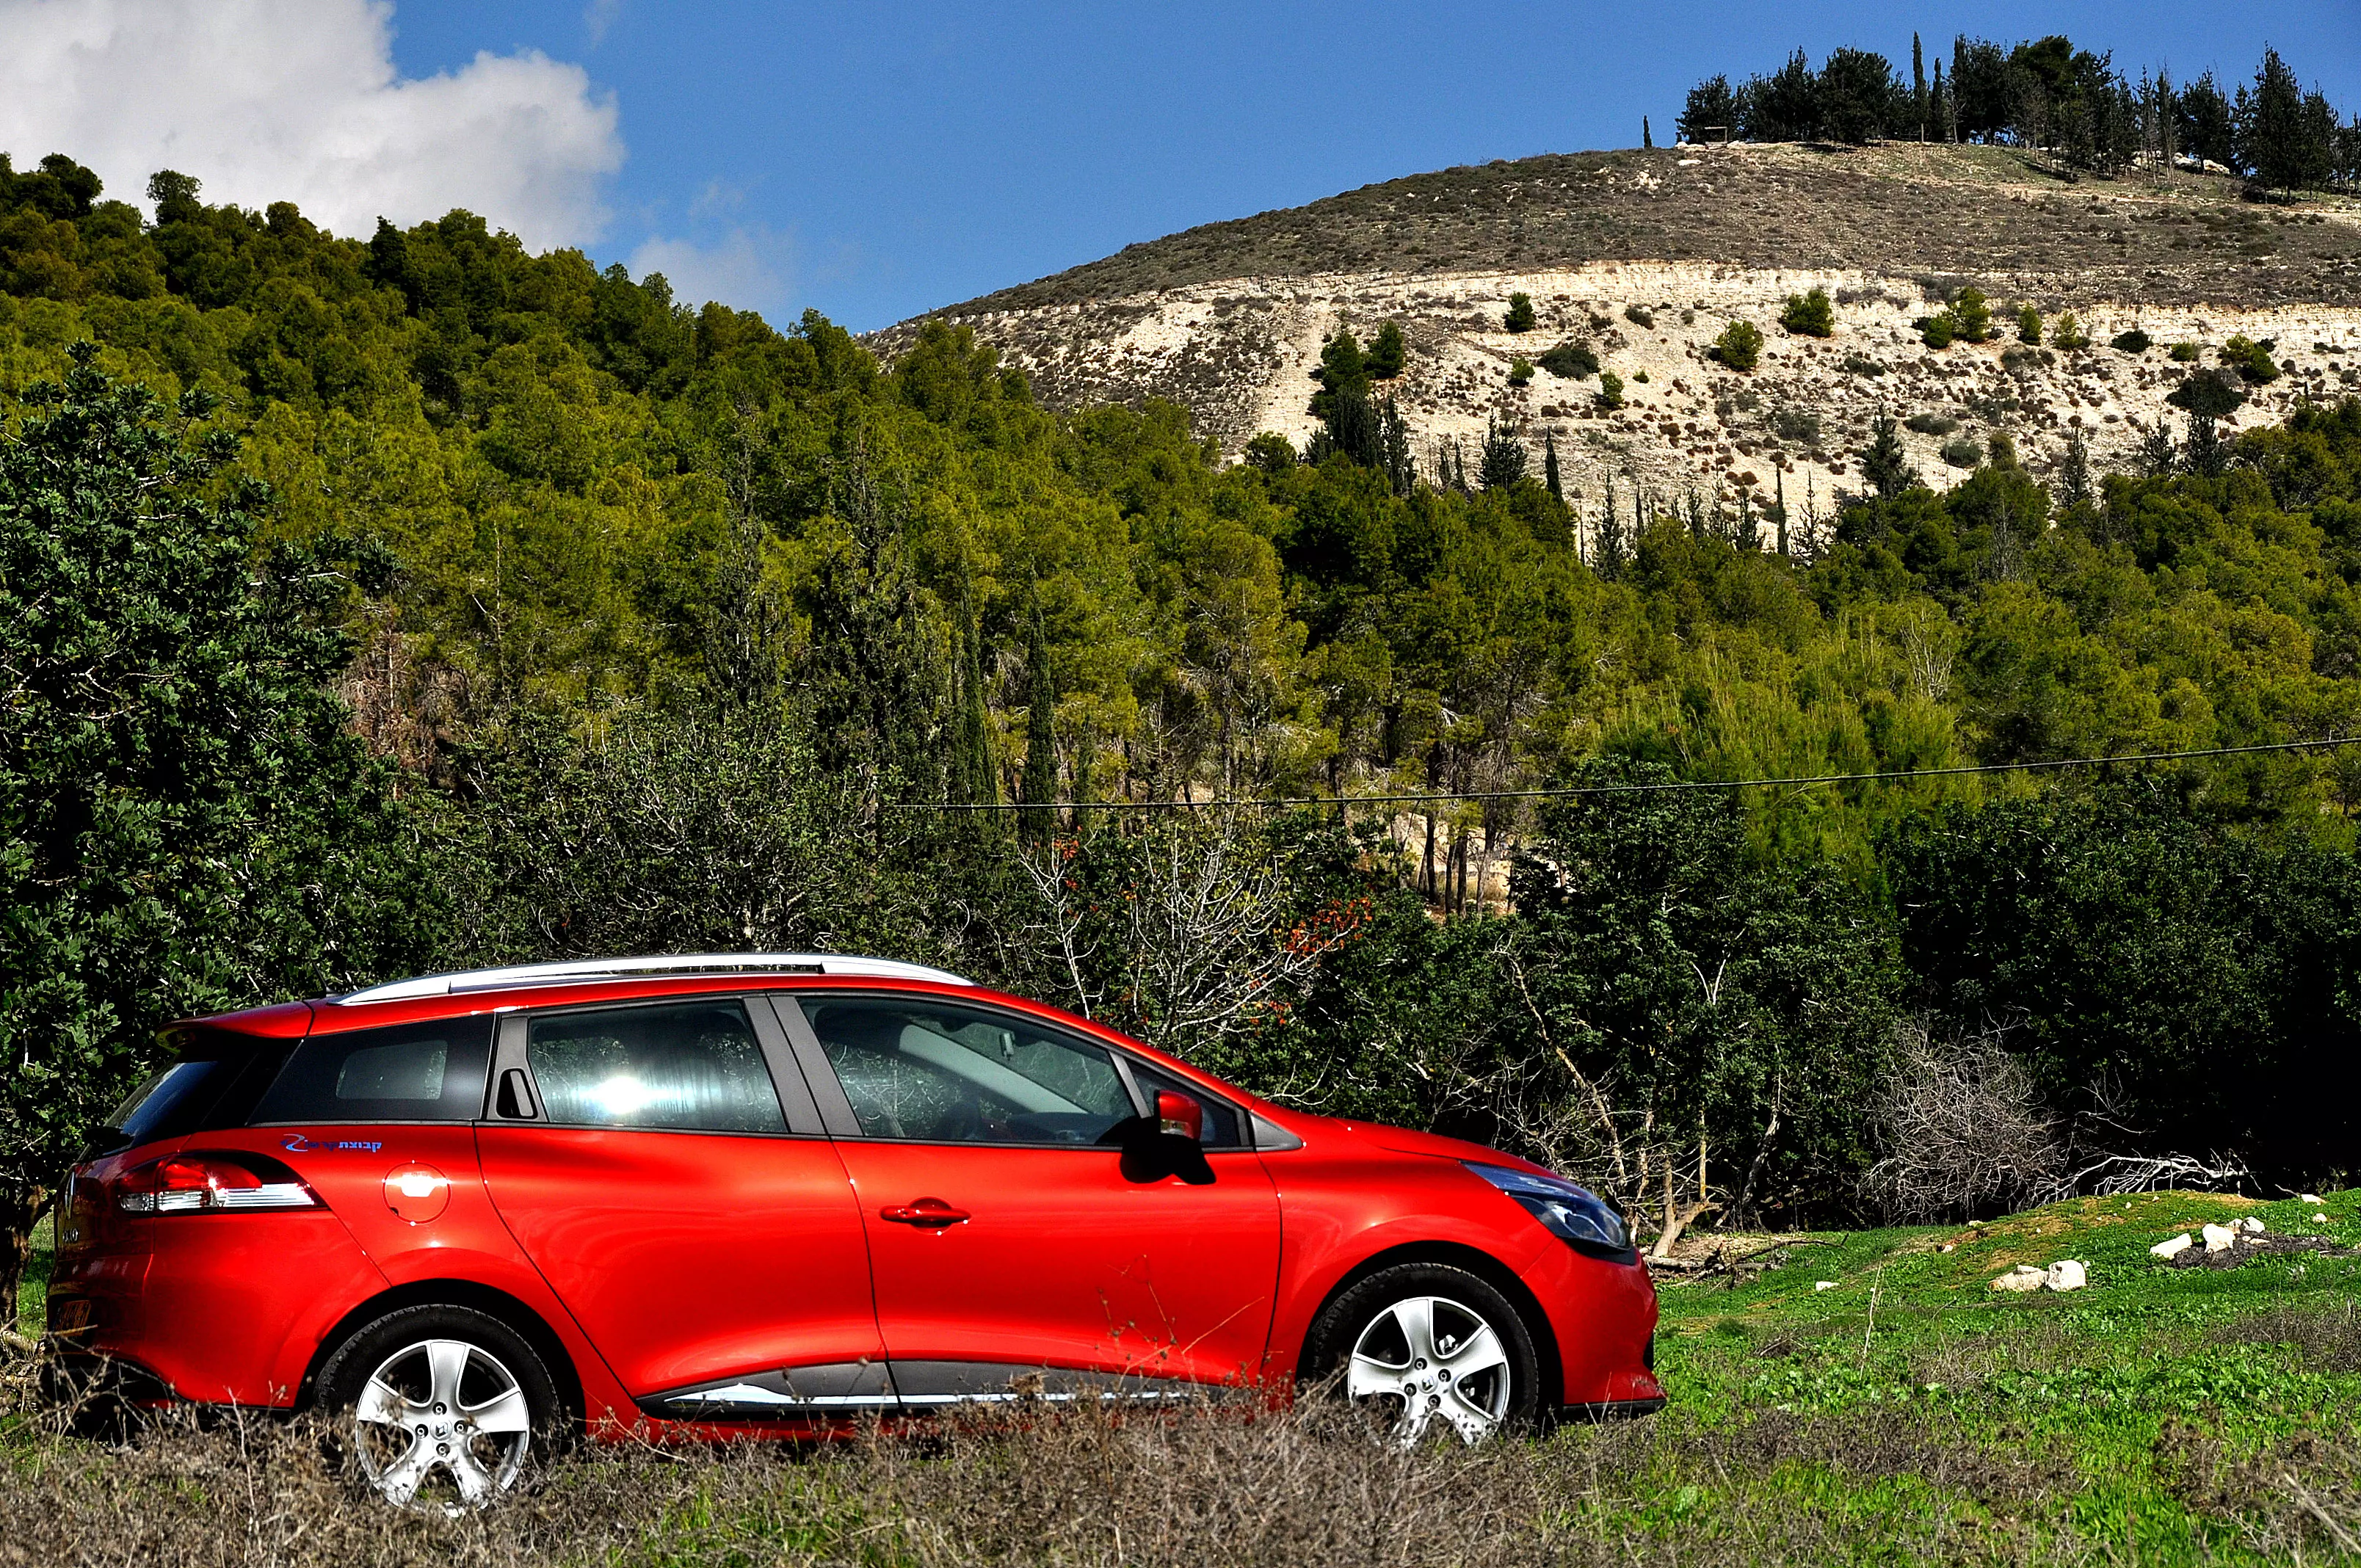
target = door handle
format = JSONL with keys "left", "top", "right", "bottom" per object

{"left": 880, "top": 1197, "right": 971, "bottom": 1227}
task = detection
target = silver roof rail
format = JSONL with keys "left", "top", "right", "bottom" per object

{"left": 333, "top": 953, "right": 974, "bottom": 1006}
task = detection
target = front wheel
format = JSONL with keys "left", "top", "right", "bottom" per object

{"left": 316, "top": 1304, "right": 561, "bottom": 1511}
{"left": 1305, "top": 1262, "right": 1541, "bottom": 1443}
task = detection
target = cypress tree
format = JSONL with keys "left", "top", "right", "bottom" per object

{"left": 1644, "top": 115, "right": 1654, "bottom": 149}
{"left": 1913, "top": 35, "right": 1929, "bottom": 140}
{"left": 1774, "top": 470, "right": 1791, "bottom": 556}
{"left": 1018, "top": 607, "right": 1057, "bottom": 840}
{"left": 1543, "top": 430, "right": 1563, "bottom": 501}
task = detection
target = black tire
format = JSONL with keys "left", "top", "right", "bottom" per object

{"left": 316, "top": 1304, "right": 564, "bottom": 1509}
{"left": 1303, "top": 1261, "right": 1542, "bottom": 1440}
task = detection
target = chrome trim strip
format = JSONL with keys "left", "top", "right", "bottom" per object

{"left": 336, "top": 954, "right": 974, "bottom": 1005}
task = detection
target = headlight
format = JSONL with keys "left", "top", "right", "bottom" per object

{"left": 1465, "top": 1162, "right": 1632, "bottom": 1257}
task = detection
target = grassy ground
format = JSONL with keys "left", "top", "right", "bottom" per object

{"left": 2, "top": 1191, "right": 2356, "bottom": 1564}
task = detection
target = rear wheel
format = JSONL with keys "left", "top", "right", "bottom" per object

{"left": 316, "top": 1304, "right": 560, "bottom": 1511}
{"left": 1305, "top": 1262, "right": 1540, "bottom": 1442}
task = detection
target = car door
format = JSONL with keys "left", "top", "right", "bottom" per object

{"left": 476, "top": 994, "right": 891, "bottom": 1419}
{"left": 780, "top": 991, "right": 1281, "bottom": 1401}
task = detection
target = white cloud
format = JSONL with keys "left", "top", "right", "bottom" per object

{"left": 0, "top": 0, "right": 623, "bottom": 250}
{"left": 628, "top": 228, "right": 791, "bottom": 319}
{"left": 583, "top": 0, "right": 622, "bottom": 48}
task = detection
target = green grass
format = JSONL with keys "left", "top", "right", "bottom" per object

{"left": 1623, "top": 1188, "right": 2361, "bottom": 1561}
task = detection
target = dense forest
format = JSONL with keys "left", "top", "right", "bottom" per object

{"left": 1680, "top": 37, "right": 2359, "bottom": 191}
{"left": 4, "top": 143, "right": 2361, "bottom": 1310}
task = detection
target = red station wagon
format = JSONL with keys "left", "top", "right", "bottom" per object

{"left": 46, "top": 955, "right": 1662, "bottom": 1509}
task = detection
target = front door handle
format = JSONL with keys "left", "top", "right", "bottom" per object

{"left": 880, "top": 1197, "right": 971, "bottom": 1227}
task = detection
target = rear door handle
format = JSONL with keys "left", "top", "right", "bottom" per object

{"left": 880, "top": 1197, "right": 971, "bottom": 1227}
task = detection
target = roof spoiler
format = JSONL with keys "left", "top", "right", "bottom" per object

{"left": 333, "top": 954, "right": 975, "bottom": 1006}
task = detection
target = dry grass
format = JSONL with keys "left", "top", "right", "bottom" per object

{"left": 3, "top": 1381, "right": 2343, "bottom": 1568}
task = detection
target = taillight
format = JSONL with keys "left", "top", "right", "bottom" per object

{"left": 113, "top": 1153, "right": 319, "bottom": 1215}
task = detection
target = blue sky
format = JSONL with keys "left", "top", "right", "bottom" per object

{"left": 382, "top": 1, "right": 2360, "bottom": 332}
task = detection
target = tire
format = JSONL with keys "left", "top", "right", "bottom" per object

{"left": 1303, "top": 1261, "right": 1542, "bottom": 1442}
{"left": 315, "top": 1304, "right": 563, "bottom": 1511}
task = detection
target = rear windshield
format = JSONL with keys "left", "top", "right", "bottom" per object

{"left": 101, "top": 1032, "right": 291, "bottom": 1154}
{"left": 250, "top": 1016, "right": 494, "bottom": 1125}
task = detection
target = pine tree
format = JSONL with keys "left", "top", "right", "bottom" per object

{"left": 1862, "top": 410, "right": 1917, "bottom": 498}
{"left": 1479, "top": 418, "right": 1528, "bottom": 490}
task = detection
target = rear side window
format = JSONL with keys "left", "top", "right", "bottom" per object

{"left": 526, "top": 1001, "right": 785, "bottom": 1133}
{"left": 251, "top": 1017, "right": 493, "bottom": 1125}
{"left": 104, "top": 1031, "right": 290, "bottom": 1152}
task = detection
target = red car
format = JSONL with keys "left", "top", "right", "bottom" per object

{"left": 47, "top": 955, "right": 1661, "bottom": 1508}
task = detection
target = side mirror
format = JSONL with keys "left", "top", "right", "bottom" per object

{"left": 1156, "top": 1090, "right": 1204, "bottom": 1143}
{"left": 1096, "top": 1114, "right": 1215, "bottom": 1186}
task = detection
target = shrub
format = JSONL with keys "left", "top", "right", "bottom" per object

{"left": 1504, "top": 293, "right": 1537, "bottom": 333}
{"left": 2053, "top": 311, "right": 2089, "bottom": 349}
{"left": 1779, "top": 286, "right": 1835, "bottom": 338}
{"left": 1713, "top": 319, "right": 1763, "bottom": 371}
{"left": 2112, "top": 330, "right": 2153, "bottom": 354}
{"left": 1904, "top": 412, "right": 1958, "bottom": 435}
{"left": 1920, "top": 313, "right": 1957, "bottom": 349}
{"left": 2223, "top": 335, "right": 2280, "bottom": 383}
{"left": 1951, "top": 287, "right": 1993, "bottom": 343}
{"left": 2170, "top": 342, "right": 2201, "bottom": 363}
{"left": 1773, "top": 407, "right": 1821, "bottom": 443}
{"left": 2017, "top": 306, "right": 2042, "bottom": 344}
{"left": 1841, "top": 353, "right": 1886, "bottom": 377}
{"left": 1507, "top": 357, "right": 1534, "bottom": 387}
{"left": 1863, "top": 1025, "right": 2065, "bottom": 1222}
{"left": 2169, "top": 369, "right": 2247, "bottom": 418}
{"left": 1597, "top": 371, "right": 1625, "bottom": 409}
{"left": 1624, "top": 305, "right": 1654, "bottom": 329}
{"left": 1940, "top": 436, "right": 1982, "bottom": 468}
{"left": 1633, "top": 369, "right": 1650, "bottom": 382}
{"left": 1537, "top": 341, "right": 1598, "bottom": 379}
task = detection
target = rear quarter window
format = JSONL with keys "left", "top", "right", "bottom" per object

{"left": 104, "top": 1031, "right": 291, "bottom": 1153}
{"left": 250, "top": 1016, "right": 494, "bottom": 1124}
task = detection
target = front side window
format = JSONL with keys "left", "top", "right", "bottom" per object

{"left": 252, "top": 1017, "right": 492, "bottom": 1125}
{"left": 798, "top": 997, "right": 1136, "bottom": 1145}
{"left": 527, "top": 1001, "right": 784, "bottom": 1133}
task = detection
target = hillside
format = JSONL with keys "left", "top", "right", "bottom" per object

{"left": 880, "top": 142, "right": 2361, "bottom": 514}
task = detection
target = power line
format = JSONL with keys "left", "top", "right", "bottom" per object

{"left": 889, "top": 736, "right": 2361, "bottom": 813}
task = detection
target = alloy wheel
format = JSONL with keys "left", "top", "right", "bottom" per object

{"left": 1343, "top": 1294, "right": 1514, "bottom": 1442}
{"left": 350, "top": 1337, "right": 534, "bottom": 1509}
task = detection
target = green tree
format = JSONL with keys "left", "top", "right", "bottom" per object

{"left": 1367, "top": 320, "right": 1407, "bottom": 380}
{"left": 1713, "top": 319, "right": 1763, "bottom": 371}
{"left": 0, "top": 350, "right": 434, "bottom": 1320}
{"left": 2241, "top": 47, "right": 2333, "bottom": 193}
{"left": 1860, "top": 411, "right": 1918, "bottom": 498}
{"left": 1818, "top": 48, "right": 1902, "bottom": 145}
{"left": 1543, "top": 430, "right": 1563, "bottom": 501}
{"left": 2017, "top": 305, "right": 2042, "bottom": 344}
{"left": 1504, "top": 294, "right": 1537, "bottom": 333}
{"left": 1597, "top": 370, "right": 1626, "bottom": 408}
{"left": 1951, "top": 287, "right": 1993, "bottom": 343}
{"left": 1019, "top": 609, "right": 1059, "bottom": 841}
{"left": 1479, "top": 418, "right": 1528, "bottom": 490}
{"left": 1779, "top": 286, "right": 1835, "bottom": 337}
{"left": 1679, "top": 76, "right": 1740, "bottom": 142}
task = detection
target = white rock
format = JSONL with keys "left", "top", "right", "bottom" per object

{"left": 2150, "top": 1233, "right": 2193, "bottom": 1258}
{"left": 2316, "top": 1213, "right": 2330, "bottom": 1223}
{"left": 1813, "top": 1280, "right": 1837, "bottom": 1291}
{"left": 2045, "top": 1260, "right": 2088, "bottom": 1292}
{"left": 1992, "top": 1265, "right": 2047, "bottom": 1292}
{"left": 2202, "top": 1223, "right": 2239, "bottom": 1253}
{"left": 2241, "top": 1216, "right": 2266, "bottom": 1235}
{"left": 2300, "top": 1194, "right": 2323, "bottom": 1205}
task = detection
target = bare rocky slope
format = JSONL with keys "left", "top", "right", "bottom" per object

{"left": 873, "top": 142, "right": 2361, "bottom": 532}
